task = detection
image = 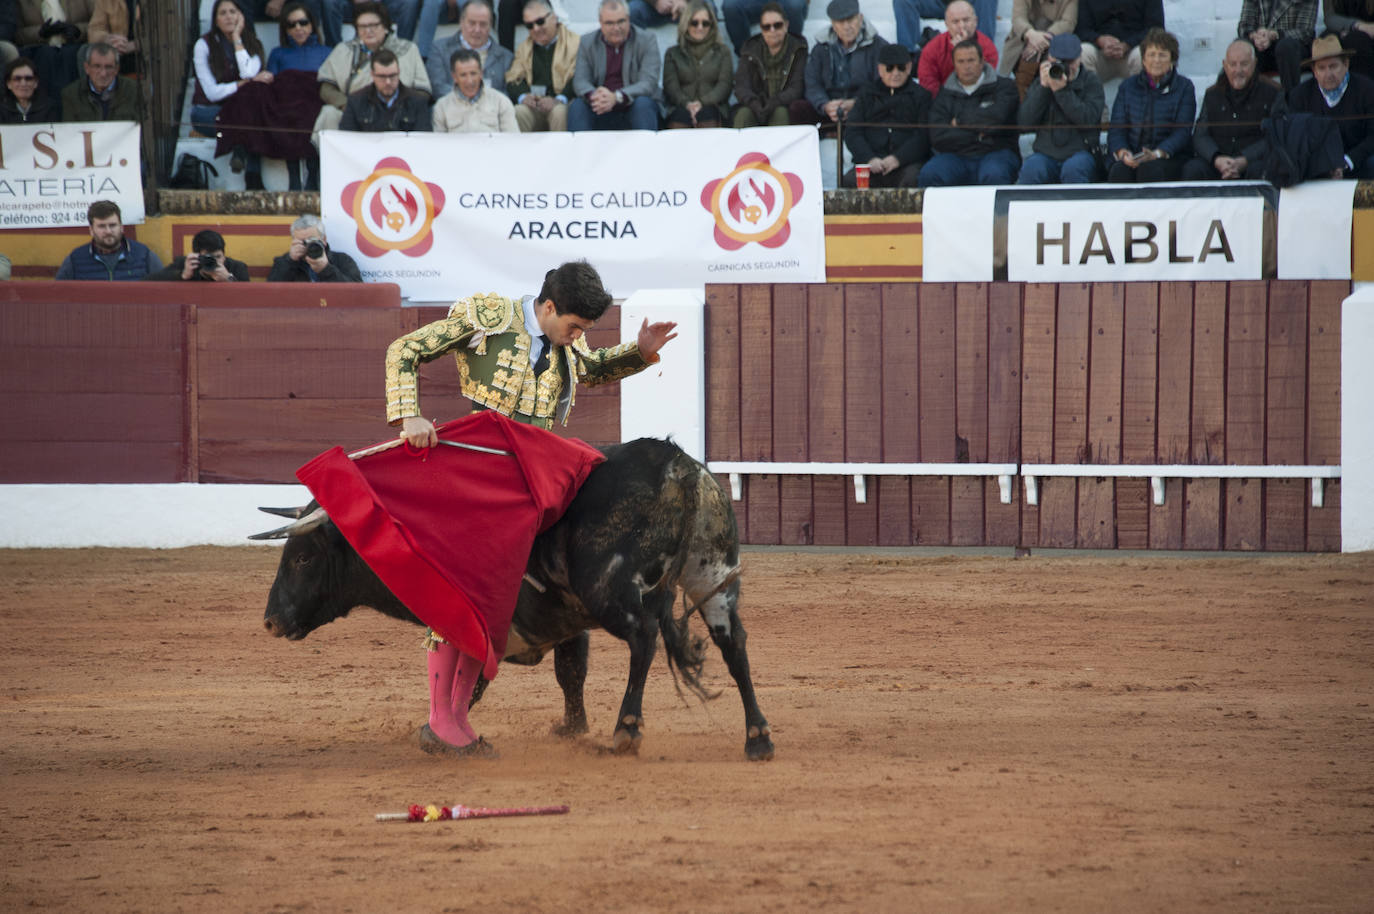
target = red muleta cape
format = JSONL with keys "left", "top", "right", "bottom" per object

{"left": 296, "top": 411, "right": 604, "bottom": 679}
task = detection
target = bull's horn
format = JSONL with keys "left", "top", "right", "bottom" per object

{"left": 248, "top": 506, "right": 329, "bottom": 540}
{"left": 258, "top": 505, "right": 308, "bottom": 519}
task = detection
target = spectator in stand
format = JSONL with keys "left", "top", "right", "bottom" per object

{"left": 843, "top": 43, "right": 931, "bottom": 186}
{"left": 804, "top": 0, "right": 889, "bottom": 126}
{"left": 1001, "top": 0, "right": 1078, "bottom": 100}
{"left": 88, "top": 0, "right": 141, "bottom": 75}
{"left": 265, "top": 2, "right": 331, "bottom": 191}
{"left": 893, "top": 0, "right": 996, "bottom": 55}
{"left": 568, "top": 0, "right": 661, "bottom": 132}
{"left": 1076, "top": 0, "right": 1162, "bottom": 83}
{"left": 1239, "top": 0, "right": 1318, "bottom": 93}
{"left": 733, "top": 2, "right": 809, "bottom": 127}
{"left": 433, "top": 47, "right": 518, "bottom": 130}
{"left": 1288, "top": 32, "right": 1374, "bottom": 177}
{"left": 1, "top": 57, "right": 61, "bottom": 123}
{"left": 314, "top": 3, "right": 429, "bottom": 139}
{"left": 321, "top": 0, "right": 420, "bottom": 48}
{"left": 724, "top": 0, "right": 808, "bottom": 54}
{"left": 150, "top": 230, "right": 251, "bottom": 283}
{"left": 917, "top": 1, "right": 997, "bottom": 94}
{"left": 1324, "top": 0, "right": 1374, "bottom": 79}
{"left": 504, "top": 0, "right": 579, "bottom": 133}
{"left": 339, "top": 47, "right": 431, "bottom": 130}
{"left": 269, "top": 214, "right": 363, "bottom": 282}
{"left": 0, "top": 4, "right": 17, "bottom": 69}
{"left": 628, "top": 0, "right": 685, "bottom": 33}
{"left": 1183, "top": 39, "right": 1285, "bottom": 181}
{"left": 1016, "top": 31, "right": 1105, "bottom": 183}
{"left": 18, "top": 0, "right": 92, "bottom": 93}
{"left": 190, "top": 0, "right": 271, "bottom": 190}
{"left": 663, "top": 0, "right": 732, "bottom": 128}
{"left": 61, "top": 43, "right": 138, "bottom": 121}
{"left": 428, "top": 0, "right": 511, "bottom": 97}
{"left": 56, "top": 200, "right": 163, "bottom": 281}
{"left": 920, "top": 37, "right": 1021, "bottom": 185}
{"left": 1106, "top": 27, "right": 1194, "bottom": 182}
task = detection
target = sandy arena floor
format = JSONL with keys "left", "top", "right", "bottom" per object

{"left": 1, "top": 546, "right": 1372, "bottom": 913}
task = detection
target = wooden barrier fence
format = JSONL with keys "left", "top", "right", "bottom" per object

{"left": 706, "top": 280, "right": 1347, "bottom": 551}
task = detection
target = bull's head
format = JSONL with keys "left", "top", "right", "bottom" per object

{"left": 251, "top": 503, "right": 413, "bottom": 640}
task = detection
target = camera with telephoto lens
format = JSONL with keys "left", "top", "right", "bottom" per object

{"left": 1047, "top": 62, "right": 1066, "bottom": 80}
{"left": 305, "top": 240, "right": 326, "bottom": 260}
{"left": 196, "top": 251, "right": 218, "bottom": 279}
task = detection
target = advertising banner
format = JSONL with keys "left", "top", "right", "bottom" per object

{"left": 320, "top": 126, "right": 825, "bottom": 299}
{"left": 923, "top": 182, "right": 1353, "bottom": 283}
{"left": 0, "top": 121, "right": 144, "bottom": 229}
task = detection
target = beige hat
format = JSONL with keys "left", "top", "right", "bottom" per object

{"left": 1303, "top": 33, "right": 1355, "bottom": 68}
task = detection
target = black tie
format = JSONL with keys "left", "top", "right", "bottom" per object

{"left": 534, "top": 334, "right": 551, "bottom": 376}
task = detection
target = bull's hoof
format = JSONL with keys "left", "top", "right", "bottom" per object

{"left": 418, "top": 725, "right": 499, "bottom": 759}
{"left": 746, "top": 724, "right": 775, "bottom": 761}
{"left": 551, "top": 718, "right": 589, "bottom": 738}
{"left": 611, "top": 728, "right": 642, "bottom": 755}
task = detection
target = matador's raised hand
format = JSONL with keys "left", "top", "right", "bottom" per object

{"left": 637, "top": 318, "right": 679, "bottom": 361}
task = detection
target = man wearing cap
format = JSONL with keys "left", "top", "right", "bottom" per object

{"left": 1287, "top": 33, "right": 1374, "bottom": 179}
{"left": 1016, "top": 32, "right": 1106, "bottom": 184}
{"left": 1182, "top": 39, "right": 1286, "bottom": 181}
{"left": 843, "top": 43, "right": 932, "bottom": 186}
{"left": 920, "top": 37, "right": 1021, "bottom": 186}
{"left": 916, "top": 0, "right": 998, "bottom": 94}
{"left": 803, "top": 0, "right": 889, "bottom": 124}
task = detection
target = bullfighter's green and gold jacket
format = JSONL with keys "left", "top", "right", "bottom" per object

{"left": 385, "top": 292, "right": 653, "bottom": 430}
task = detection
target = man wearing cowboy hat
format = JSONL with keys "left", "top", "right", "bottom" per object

{"left": 1288, "top": 32, "right": 1374, "bottom": 178}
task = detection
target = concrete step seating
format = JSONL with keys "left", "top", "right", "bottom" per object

{"left": 174, "top": 0, "right": 1245, "bottom": 191}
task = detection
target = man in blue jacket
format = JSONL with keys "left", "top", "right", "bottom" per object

{"left": 56, "top": 201, "right": 163, "bottom": 281}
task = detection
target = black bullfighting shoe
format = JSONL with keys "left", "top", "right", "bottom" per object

{"left": 418, "top": 725, "right": 499, "bottom": 759}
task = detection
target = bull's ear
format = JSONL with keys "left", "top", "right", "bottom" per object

{"left": 248, "top": 506, "right": 329, "bottom": 540}
{"left": 258, "top": 505, "right": 310, "bottom": 519}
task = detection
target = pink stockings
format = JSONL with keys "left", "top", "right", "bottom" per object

{"left": 426, "top": 640, "right": 483, "bottom": 747}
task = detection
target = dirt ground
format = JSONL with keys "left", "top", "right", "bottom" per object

{"left": 1, "top": 546, "right": 1372, "bottom": 913}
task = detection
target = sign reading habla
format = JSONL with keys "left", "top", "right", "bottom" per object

{"left": 0, "top": 121, "right": 143, "bottom": 229}
{"left": 320, "top": 127, "right": 824, "bottom": 299}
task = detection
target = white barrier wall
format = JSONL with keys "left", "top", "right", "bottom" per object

{"left": 1341, "top": 283, "right": 1374, "bottom": 552}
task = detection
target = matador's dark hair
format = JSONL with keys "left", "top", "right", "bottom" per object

{"left": 539, "top": 261, "right": 613, "bottom": 321}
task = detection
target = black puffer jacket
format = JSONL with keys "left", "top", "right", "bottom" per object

{"left": 1193, "top": 74, "right": 1285, "bottom": 166}
{"left": 930, "top": 64, "right": 1021, "bottom": 156}
{"left": 844, "top": 77, "right": 933, "bottom": 165}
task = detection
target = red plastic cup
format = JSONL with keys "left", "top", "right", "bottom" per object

{"left": 855, "top": 164, "right": 870, "bottom": 189}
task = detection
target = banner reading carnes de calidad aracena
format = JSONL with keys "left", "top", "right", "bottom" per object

{"left": 319, "top": 126, "right": 824, "bottom": 299}
{"left": 0, "top": 122, "right": 144, "bottom": 229}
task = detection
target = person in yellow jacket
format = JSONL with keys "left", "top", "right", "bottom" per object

{"left": 384, "top": 259, "right": 677, "bottom": 756}
{"left": 503, "top": 0, "right": 580, "bottom": 132}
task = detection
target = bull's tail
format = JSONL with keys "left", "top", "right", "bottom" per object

{"left": 658, "top": 602, "right": 716, "bottom": 703}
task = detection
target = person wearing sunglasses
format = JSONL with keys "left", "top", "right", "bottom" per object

{"left": 266, "top": 2, "right": 331, "bottom": 190}
{"left": 662, "top": 0, "right": 731, "bottom": 127}
{"left": 504, "top": 0, "right": 580, "bottom": 132}
{"left": 1, "top": 56, "right": 60, "bottom": 123}
{"left": 722, "top": 0, "right": 806, "bottom": 54}
{"left": 732, "top": 1, "right": 809, "bottom": 126}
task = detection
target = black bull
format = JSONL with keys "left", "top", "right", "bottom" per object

{"left": 257, "top": 437, "right": 774, "bottom": 761}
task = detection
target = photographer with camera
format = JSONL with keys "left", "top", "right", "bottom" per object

{"left": 151, "top": 229, "right": 251, "bottom": 283}
{"left": 1016, "top": 32, "right": 1106, "bottom": 184}
{"left": 268, "top": 214, "right": 362, "bottom": 282}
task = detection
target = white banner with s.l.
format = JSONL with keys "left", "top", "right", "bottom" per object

{"left": 320, "top": 127, "right": 825, "bottom": 299}
{"left": 0, "top": 121, "right": 144, "bottom": 229}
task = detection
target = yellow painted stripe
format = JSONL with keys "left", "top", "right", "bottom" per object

{"left": 1353, "top": 210, "right": 1374, "bottom": 281}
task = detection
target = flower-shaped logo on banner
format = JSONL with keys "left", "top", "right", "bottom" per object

{"left": 340, "top": 157, "right": 446, "bottom": 257}
{"left": 700, "top": 152, "right": 804, "bottom": 251}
